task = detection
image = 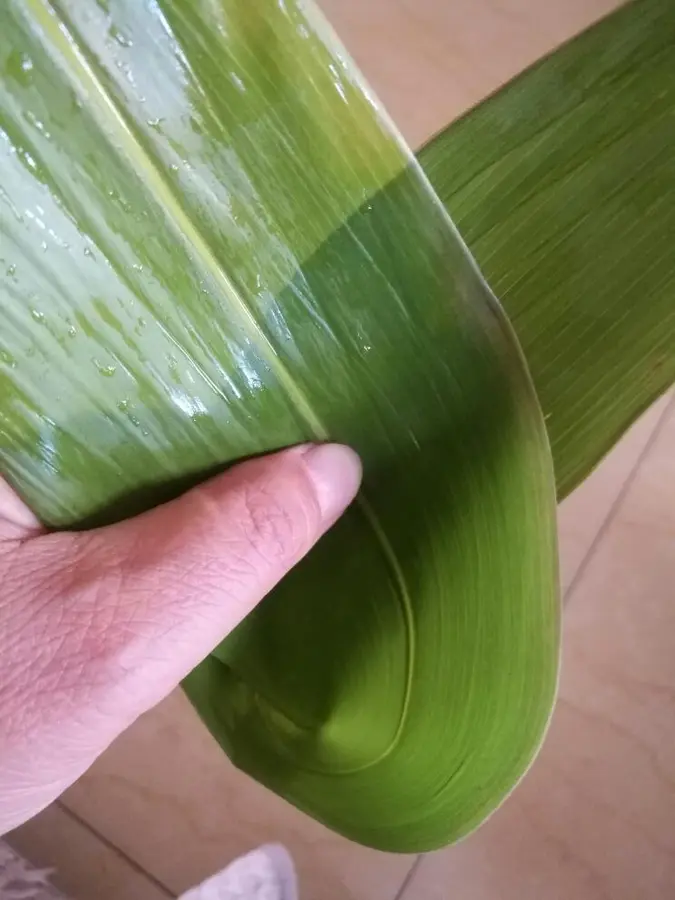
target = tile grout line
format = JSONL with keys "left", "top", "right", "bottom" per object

{"left": 392, "top": 853, "right": 424, "bottom": 900}
{"left": 55, "top": 800, "right": 176, "bottom": 898}
{"left": 564, "top": 391, "right": 675, "bottom": 604}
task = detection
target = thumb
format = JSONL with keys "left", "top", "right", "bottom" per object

{"left": 65, "top": 443, "right": 362, "bottom": 716}
{"left": 0, "top": 444, "right": 360, "bottom": 832}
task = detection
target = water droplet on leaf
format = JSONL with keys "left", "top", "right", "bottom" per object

{"left": 93, "top": 359, "right": 116, "bottom": 377}
{"left": 110, "top": 26, "right": 133, "bottom": 47}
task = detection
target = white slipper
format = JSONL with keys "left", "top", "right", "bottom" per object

{"left": 178, "top": 844, "right": 298, "bottom": 900}
{"left": 0, "top": 841, "right": 64, "bottom": 900}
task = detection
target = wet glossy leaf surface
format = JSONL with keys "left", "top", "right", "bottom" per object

{"left": 0, "top": 0, "right": 558, "bottom": 850}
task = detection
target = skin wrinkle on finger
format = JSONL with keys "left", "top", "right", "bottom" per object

{"left": 240, "top": 480, "right": 316, "bottom": 564}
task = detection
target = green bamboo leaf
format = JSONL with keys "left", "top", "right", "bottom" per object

{"left": 0, "top": 0, "right": 558, "bottom": 850}
{"left": 418, "top": 0, "right": 675, "bottom": 499}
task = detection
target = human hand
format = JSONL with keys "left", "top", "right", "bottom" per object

{"left": 0, "top": 444, "right": 361, "bottom": 834}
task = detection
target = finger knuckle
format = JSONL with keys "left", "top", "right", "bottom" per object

{"left": 239, "top": 481, "right": 313, "bottom": 565}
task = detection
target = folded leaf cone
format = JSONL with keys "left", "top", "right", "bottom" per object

{"left": 12, "top": 0, "right": 675, "bottom": 853}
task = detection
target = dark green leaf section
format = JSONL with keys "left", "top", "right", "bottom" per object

{"left": 0, "top": 0, "right": 557, "bottom": 851}
{"left": 418, "top": 0, "right": 675, "bottom": 499}
{"left": 186, "top": 168, "right": 558, "bottom": 851}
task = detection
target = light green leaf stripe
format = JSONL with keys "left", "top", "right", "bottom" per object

{"left": 0, "top": 0, "right": 558, "bottom": 850}
{"left": 419, "top": 0, "right": 675, "bottom": 498}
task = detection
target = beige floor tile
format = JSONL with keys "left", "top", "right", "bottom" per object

{"left": 557, "top": 393, "right": 673, "bottom": 594}
{"left": 61, "top": 690, "right": 414, "bottom": 900}
{"left": 320, "top": 0, "right": 621, "bottom": 148}
{"left": 8, "top": 804, "right": 170, "bottom": 900}
{"left": 399, "top": 399, "right": 675, "bottom": 899}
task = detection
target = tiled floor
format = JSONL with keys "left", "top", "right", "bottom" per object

{"left": 8, "top": 1, "right": 675, "bottom": 898}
